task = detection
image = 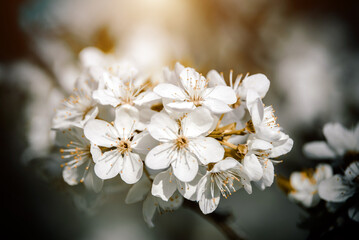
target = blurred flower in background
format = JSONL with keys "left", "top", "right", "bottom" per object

{"left": 1, "top": 0, "right": 359, "bottom": 239}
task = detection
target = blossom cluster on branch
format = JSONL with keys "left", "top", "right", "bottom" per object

{"left": 279, "top": 122, "right": 359, "bottom": 236}
{"left": 52, "top": 47, "right": 293, "bottom": 227}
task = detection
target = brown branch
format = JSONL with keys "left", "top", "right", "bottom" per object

{"left": 183, "top": 200, "right": 245, "bottom": 240}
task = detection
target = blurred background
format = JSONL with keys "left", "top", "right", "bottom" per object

{"left": 1, "top": 0, "right": 359, "bottom": 239}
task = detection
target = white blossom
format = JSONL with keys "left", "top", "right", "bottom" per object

{"left": 151, "top": 167, "right": 202, "bottom": 201}
{"left": 125, "top": 176, "right": 183, "bottom": 227}
{"left": 92, "top": 63, "right": 159, "bottom": 108}
{"left": 318, "top": 161, "right": 359, "bottom": 203}
{"left": 84, "top": 107, "right": 155, "bottom": 184}
{"left": 288, "top": 164, "right": 332, "bottom": 208}
{"left": 56, "top": 126, "right": 103, "bottom": 192}
{"left": 145, "top": 107, "right": 224, "bottom": 182}
{"left": 154, "top": 66, "right": 237, "bottom": 114}
{"left": 53, "top": 76, "right": 99, "bottom": 129}
{"left": 303, "top": 122, "right": 359, "bottom": 159}
{"left": 196, "top": 158, "right": 252, "bottom": 214}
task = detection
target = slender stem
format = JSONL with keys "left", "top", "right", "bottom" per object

{"left": 183, "top": 200, "right": 245, "bottom": 240}
{"left": 219, "top": 140, "right": 238, "bottom": 150}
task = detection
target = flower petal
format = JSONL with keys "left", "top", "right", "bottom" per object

{"left": 205, "top": 86, "right": 237, "bottom": 105}
{"left": 202, "top": 98, "right": 232, "bottom": 114}
{"left": 246, "top": 89, "right": 264, "bottom": 126}
{"left": 142, "top": 195, "right": 157, "bottom": 228}
{"left": 145, "top": 143, "right": 174, "bottom": 170}
{"left": 318, "top": 175, "right": 355, "bottom": 202}
{"left": 238, "top": 73, "right": 270, "bottom": 99}
{"left": 151, "top": 169, "right": 177, "bottom": 201}
{"left": 171, "top": 150, "right": 199, "bottom": 182}
{"left": 243, "top": 154, "right": 263, "bottom": 181}
{"left": 189, "top": 137, "right": 224, "bottom": 165}
{"left": 148, "top": 112, "right": 178, "bottom": 141}
{"left": 345, "top": 161, "right": 359, "bottom": 182}
{"left": 125, "top": 177, "right": 151, "bottom": 204}
{"left": 133, "top": 91, "right": 161, "bottom": 106}
{"left": 211, "top": 158, "right": 238, "bottom": 172}
{"left": 269, "top": 134, "right": 294, "bottom": 158}
{"left": 177, "top": 172, "right": 202, "bottom": 201}
{"left": 114, "top": 106, "right": 139, "bottom": 139}
{"left": 323, "top": 123, "right": 356, "bottom": 155}
{"left": 84, "top": 119, "right": 118, "bottom": 148}
{"left": 93, "top": 89, "right": 120, "bottom": 107}
{"left": 207, "top": 70, "right": 226, "bottom": 87}
{"left": 166, "top": 100, "right": 196, "bottom": 111}
{"left": 132, "top": 131, "right": 158, "bottom": 155}
{"left": 182, "top": 107, "right": 214, "bottom": 138}
{"left": 197, "top": 175, "right": 220, "bottom": 214}
{"left": 154, "top": 83, "right": 187, "bottom": 100}
{"left": 313, "top": 164, "right": 333, "bottom": 182}
{"left": 157, "top": 191, "right": 183, "bottom": 210}
{"left": 303, "top": 141, "right": 336, "bottom": 159}
{"left": 94, "top": 150, "right": 123, "bottom": 180}
{"left": 256, "top": 160, "right": 274, "bottom": 190}
{"left": 120, "top": 153, "right": 143, "bottom": 184}
{"left": 83, "top": 165, "right": 104, "bottom": 193}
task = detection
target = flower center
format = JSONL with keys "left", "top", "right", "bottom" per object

{"left": 175, "top": 136, "right": 188, "bottom": 149}
{"left": 118, "top": 139, "right": 132, "bottom": 154}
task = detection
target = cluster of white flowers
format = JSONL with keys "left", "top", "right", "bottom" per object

{"left": 52, "top": 47, "right": 293, "bottom": 226}
{"left": 287, "top": 123, "right": 359, "bottom": 222}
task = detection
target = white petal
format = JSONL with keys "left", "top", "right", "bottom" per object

{"left": 133, "top": 91, "right": 161, "bottom": 106}
{"left": 290, "top": 172, "right": 314, "bottom": 192}
{"left": 125, "top": 177, "right": 151, "bottom": 204}
{"left": 243, "top": 154, "right": 263, "bottom": 181}
{"left": 84, "top": 119, "right": 118, "bottom": 148}
{"left": 151, "top": 169, "right": 177, "bottom": 201}
{"left": 318, "top": 175, "right": 355, "bottom": 202}
{"left": 166, "top": 100, "right": 196, "bottom": 111}
{"left": 171, "top": 150, "right": 199, "bottom": 182}
{"left": 246, "top": 90, "right": 264, "bottom": 126}
{"left": 157, "top": 191, "right": 183, "bottom": 210}
{"left": 120, "top": 153, "right": 143, "bottom": 184}
{"left": 313, "top": 164, "right": 333, "bottom": 182}
{"left": 148, "top": 112, "right": 178, "bottom": 141}
{"left": 93, "top": 89, "right": 120, "bottom": 107}
{"left": 182, "top": 107, "right": 214, "bottom": 138}
{"left": 205, "top": 86, "right": 237, "bottom": 104}
{"left": 154, "top": 83, "right": 187, "bottom": 100}
{"left": 94, "top": 150, "right": 123, "bottom": 179}
{"left": 211, "top": 158, "right": 238, "bottom": 172}
{"left": 79, "top": 47, "right": 106, "bottom": 68}
{"left": 345, "top": 161, "right": 359, "bottom": 182}
{"left": 270, "top": 134, "right": 294, "bottom": 158}
{"left": 114, "top": 106, "right": 139, "bottom": 139}
{"left": 202, "top": 98, "right": 232, "bottom": 114}
{"left": 132, "top": 131, "right": 158, "bottom": 155}
{"left": 257, "top": 160, "right": 274, "bottom": 189}
{"left": 179, "top": 67, "right": 204, "bottom": 91}
{"left": 80, "top": 106, "right": 99, "bottom": 127}
{"left": 238, "top": 74, "right": 270, "bottom": 99}
{"left": 83, "top": 165, "right": 104, "bottom": 193}
{"left": 250, "top": 139, "right": 273, "bottom": 150}
{"left": 303, "top": 141, "right": 336, "bottom": 159}
{"left": 145, "top": 143, "right": 174, "bottom": 170}
{"left": 197, "top": 175, "right": 220, "bottom": 214}
{"left": 289, "top": 191, "right": 319, "bottom": 208}
{"left": 90, "top": 144, "right": 102, "bottom": 163}
{"left": 323, "top": 123, "right": 355, "bottom": 155}
{"left": 142, "top": 195, "right": 157, "bottom": 228}
{"left": 177, "top": 173, "right": 202, "bottom": 201}
{"left": 207, "top": 70, "right": 226, "bottom": 87}
{"left": 189, "top": 137, "right": 224, "bottom": 165}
